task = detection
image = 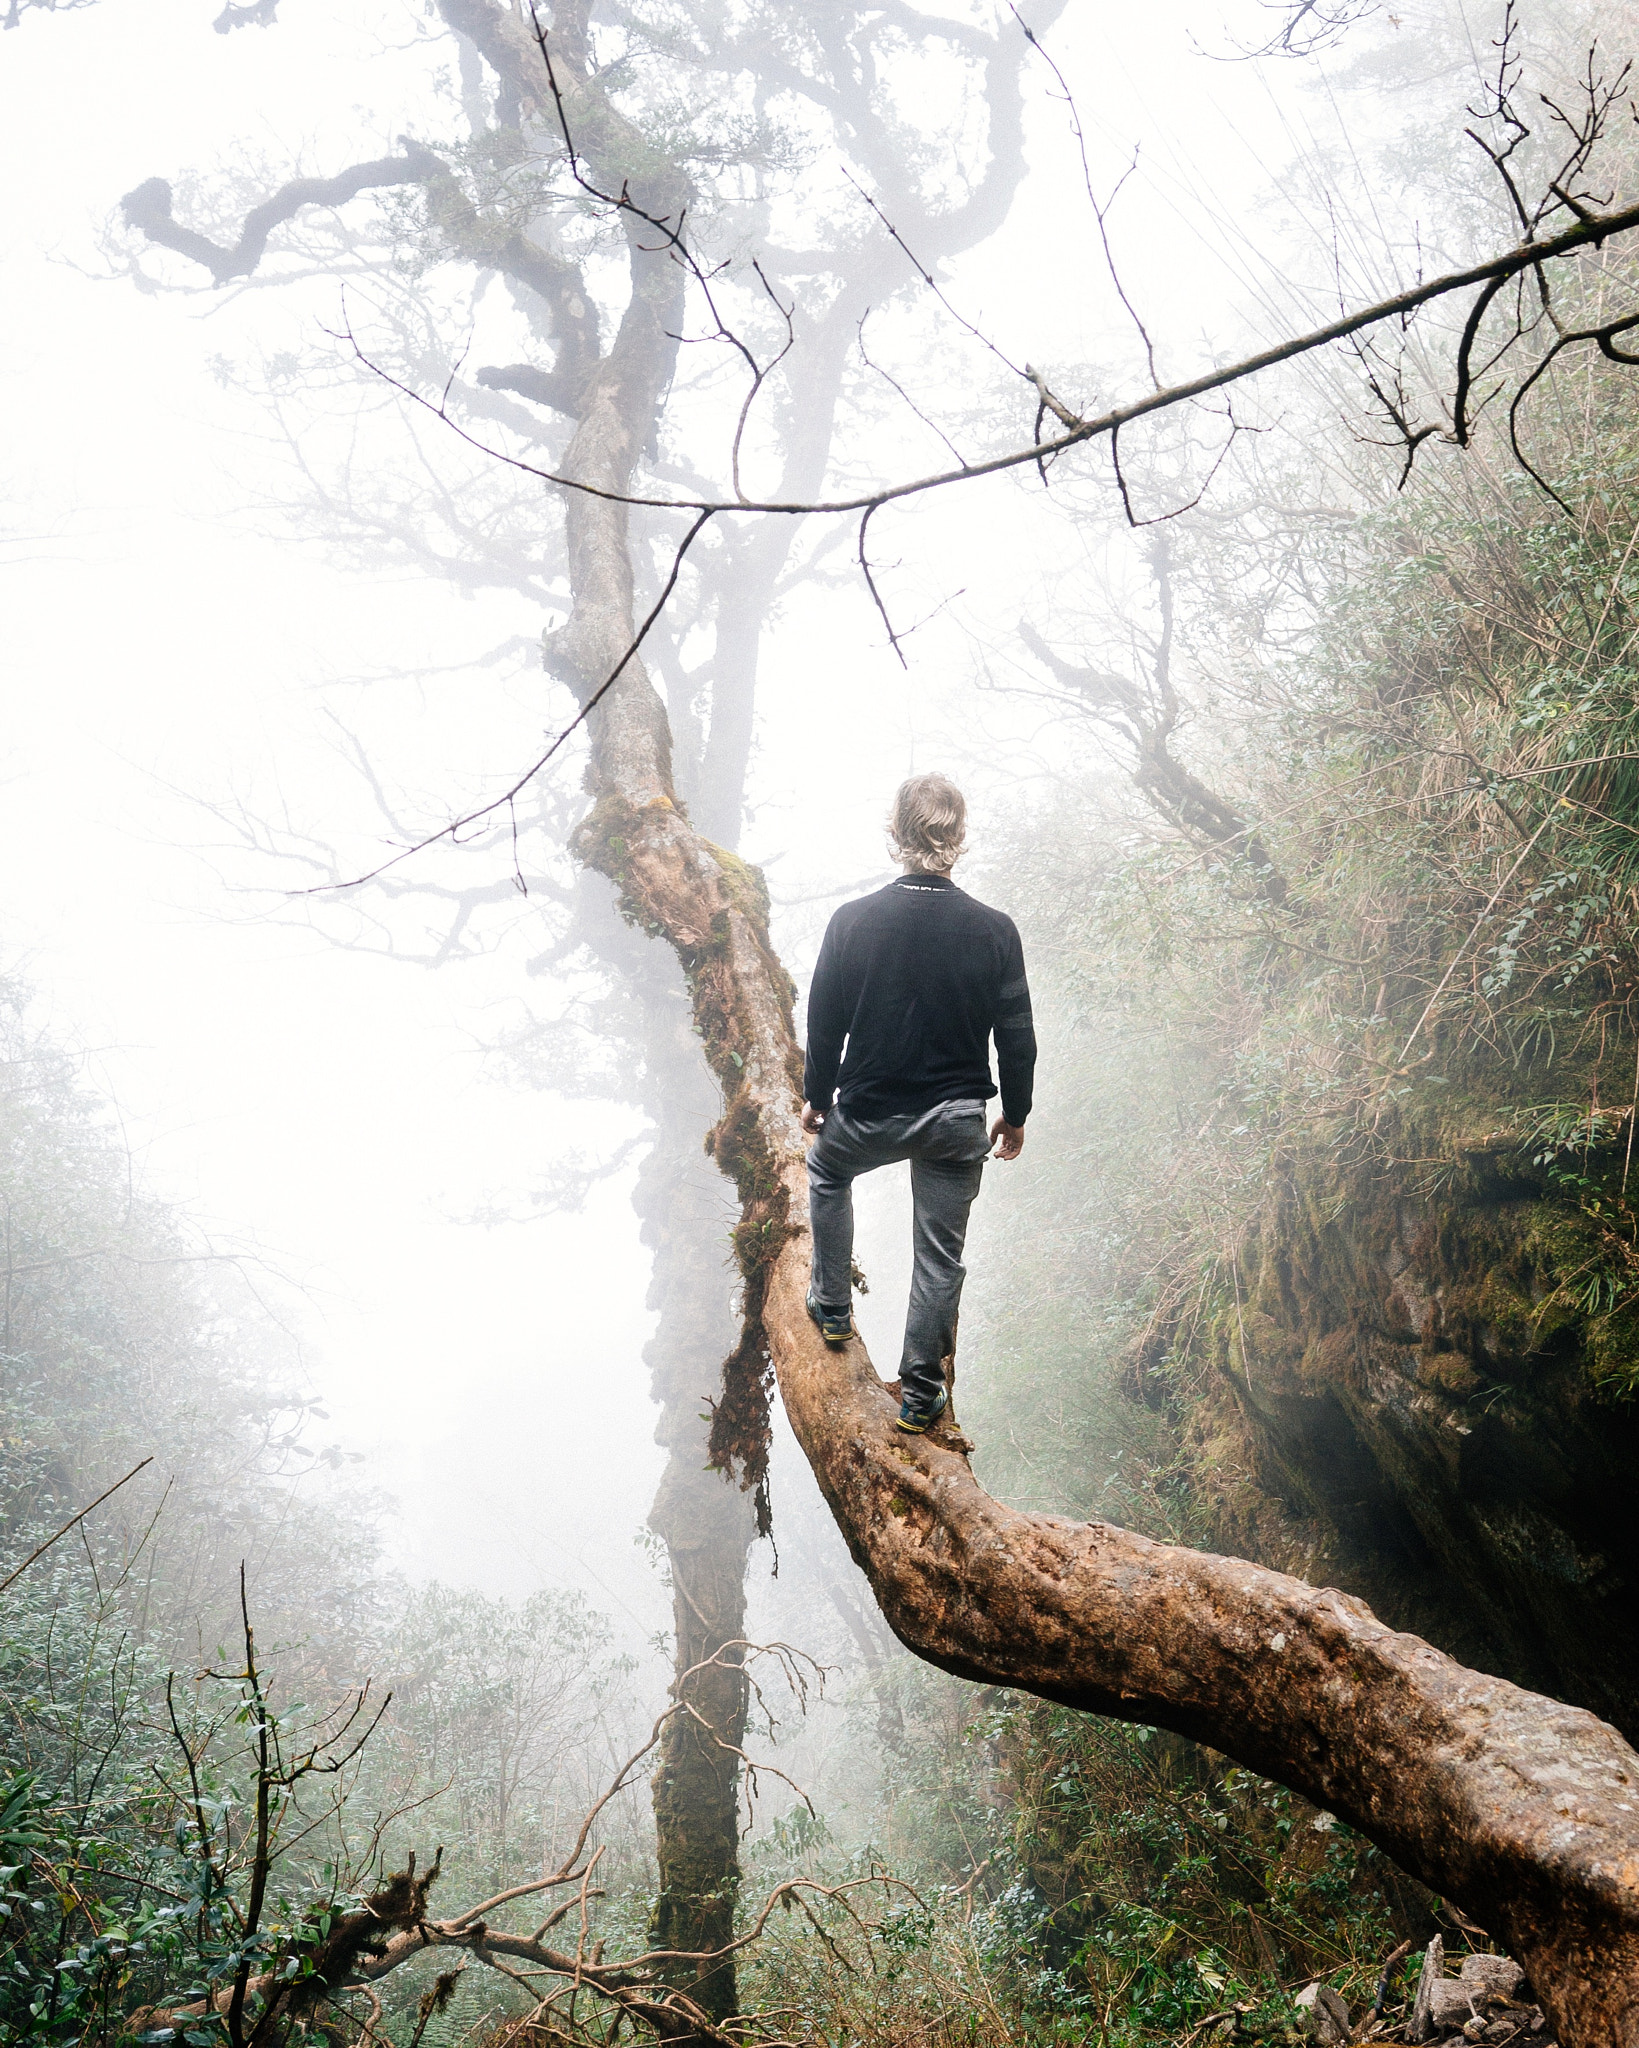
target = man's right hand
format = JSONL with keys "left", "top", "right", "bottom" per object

{"left": 990, "top": 1117, "right": 1025, "bottom": 1161}
{"left": 801, "top": 1100, "right": 825, "bottom": 1135}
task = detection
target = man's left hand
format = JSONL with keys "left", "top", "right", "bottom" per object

{"left": 990, "top": 1117, "right": 1025, "bottom": 1160}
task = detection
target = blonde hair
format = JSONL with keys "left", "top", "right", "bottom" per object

{"left": 888, "top": 773, "right": 967, "bottom": 874}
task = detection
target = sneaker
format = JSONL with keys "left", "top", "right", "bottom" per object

{"left": 806, "top": 1291, "right": 854, "bottom": 1346}
{"left": 896, "top": 1386, "right": 949, "bottom": 1435}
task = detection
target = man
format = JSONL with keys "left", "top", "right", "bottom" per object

{"left": 801, "top": 773, "right": 1036, "bottom": 1433}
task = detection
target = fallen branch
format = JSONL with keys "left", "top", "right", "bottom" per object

{"left": 131, "top": 1640, "right": 829, "bottom": 2047}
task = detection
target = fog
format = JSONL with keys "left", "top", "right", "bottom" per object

{"left": 0, "top": 0, "right": 1353, "bottom": 1619}
{"left": 9, "top": 0, "right": 1629, "bottom": 2035}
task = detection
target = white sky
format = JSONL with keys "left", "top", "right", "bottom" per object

{"left": 0, "top": 0, "right": 1474, "bottom": 1653}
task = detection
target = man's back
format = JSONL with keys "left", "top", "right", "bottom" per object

{"left": 801, "top": 773, "right": 1034, "bottom": 1430}
{"left": 803, "top": 872, "right": 1035, "bottom": 1126}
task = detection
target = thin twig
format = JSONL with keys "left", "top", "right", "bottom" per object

{"left": 306, "top": 502, "right": 714, "bottom": 893}
{"left": 0, "top": 1457, "right": 154, "bottom": 1594}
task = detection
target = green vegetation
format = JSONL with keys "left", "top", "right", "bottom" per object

{"left": 0, "top": 962, "right": 1438, "bottom": 2048}
{"left": 966, "top": 318, "right": 1639, "bottom": 1519}
{"left": 733, "top": 1676, "right": 1432, "bottom": 2048}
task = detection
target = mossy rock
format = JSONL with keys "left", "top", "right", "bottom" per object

{"left": 1178, "top": 1118, "right": 1639, "bottom": 1736}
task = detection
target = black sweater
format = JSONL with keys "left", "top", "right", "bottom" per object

{"left": 803, "top": 874, "right": 1036, "bottom": 1126}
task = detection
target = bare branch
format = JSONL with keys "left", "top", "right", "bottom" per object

{"left": 303, "top": 489, "right": 714, "bottom": 893}
{"left": 1010, "top": 10, "right": 1160, "bottom": 386}
{"left": 0, "top": 1457, "right": 154, "bottom": 1594}
{"left": 346, "top": 194, "right": 1639, "bottom": 523}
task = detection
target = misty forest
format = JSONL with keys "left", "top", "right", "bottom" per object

{"left": 12, "top": 0, "right": 1639, "bottom": 2043}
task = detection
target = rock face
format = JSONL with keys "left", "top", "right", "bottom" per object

{"left": 1186, "top": 1142, "right": 1639, "bottom": 1738}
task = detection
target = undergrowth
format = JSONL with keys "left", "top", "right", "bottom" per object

{"left": 737, "top": 1681, "right": 1435, "bottom": 2048}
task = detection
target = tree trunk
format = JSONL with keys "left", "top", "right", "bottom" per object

{"left": 630, "top": 939, "right": 755, "bottom": 2019}
{"left": 483, "top": 24, "right": 760, "bottom": 2007}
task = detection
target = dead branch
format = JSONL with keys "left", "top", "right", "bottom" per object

{"left": 333, "top": 179, "right": 1639, "bottom": 525}
{"left": 134, "top": 1639, "right": 840, "bottom": 2048}
{"left": 1016, "top": 535, "right": 1292, "bottom": 906}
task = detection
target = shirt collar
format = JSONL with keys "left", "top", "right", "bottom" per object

{"left": 892, "top": 872, "right": 956, "bottom": 891}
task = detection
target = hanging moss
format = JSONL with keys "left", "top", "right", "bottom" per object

{"left": 575, "top": 794, "right": 799, "bottom": 1531}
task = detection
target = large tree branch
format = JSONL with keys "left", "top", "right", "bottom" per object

{"left": 120, "top": 146, "right": 442, "bottom": 285}
{"left": 120, "top": 138, "right": 602, "bottom": 408}
{"left": 475, "top": 360, "right": 588, "bottom": 419}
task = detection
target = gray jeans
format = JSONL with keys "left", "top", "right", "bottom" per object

{"left": 807, "top": 1098, "right": 990, "bottom": 1411}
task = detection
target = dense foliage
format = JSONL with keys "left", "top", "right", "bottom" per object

{"left": 731, "top": 1670, "right": 1437, "bottom": 2048}
{"left": 965, "top": 322, "right": 1639, "bottom": 1510}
